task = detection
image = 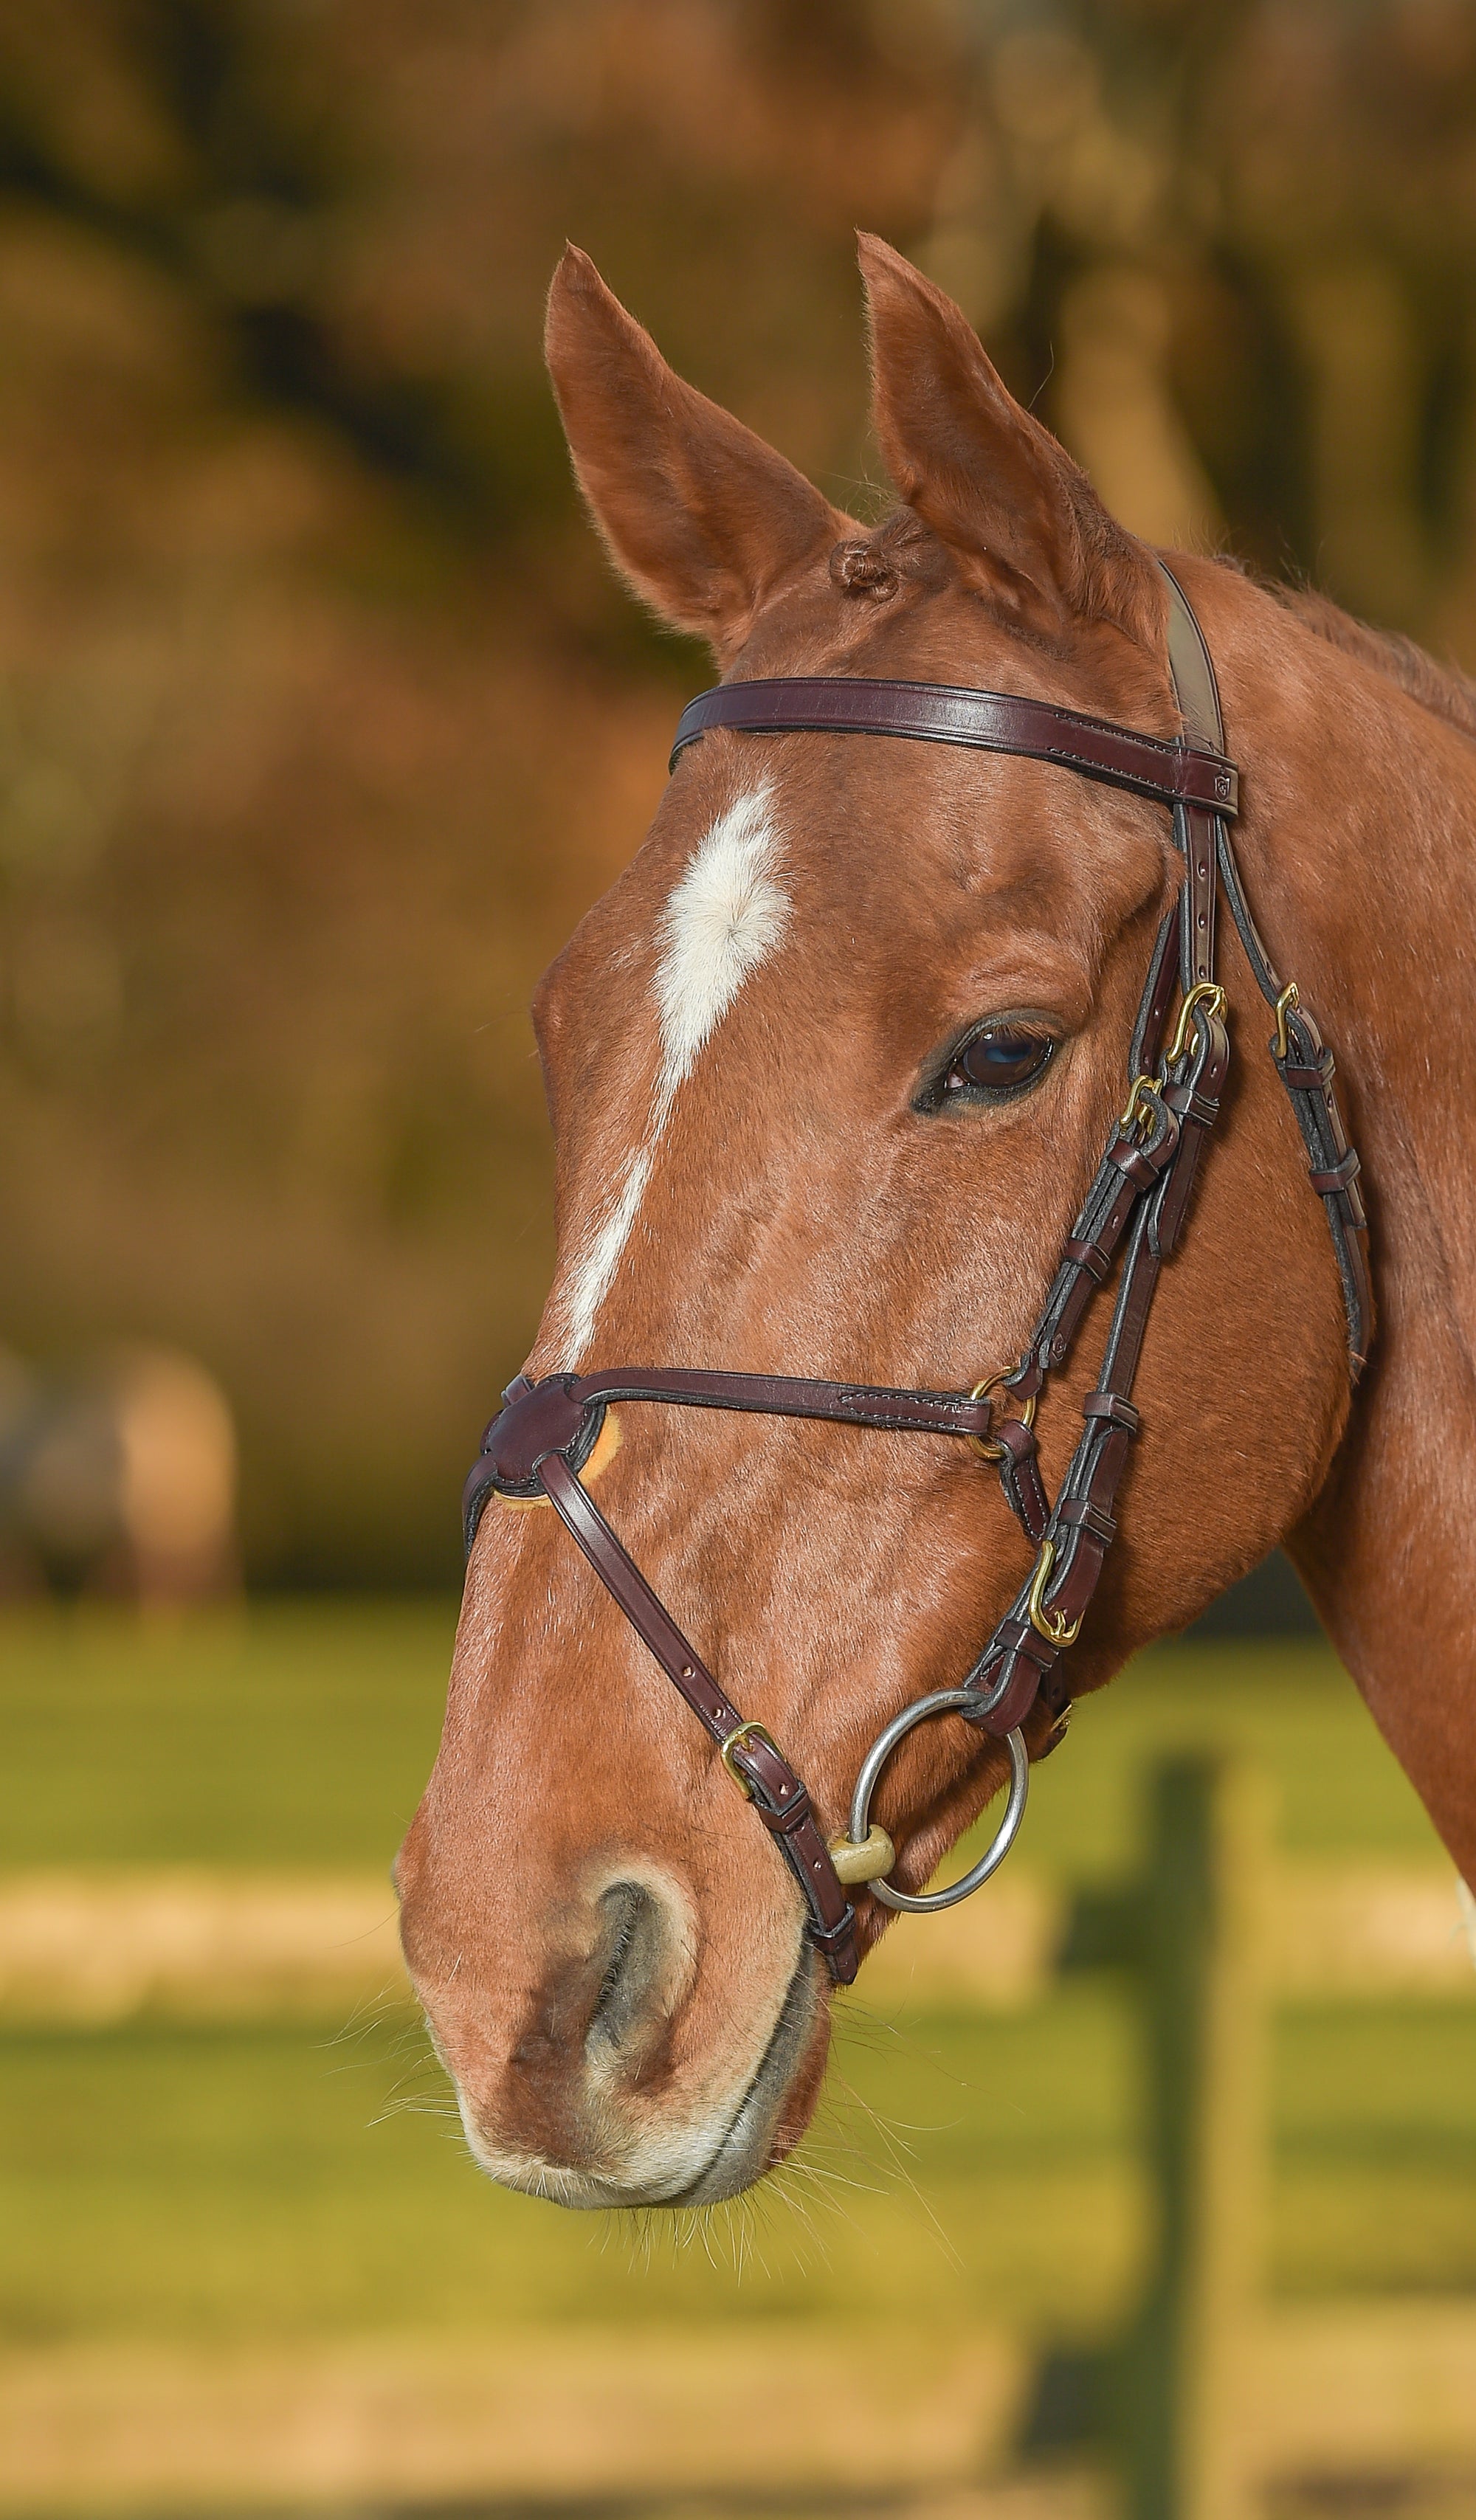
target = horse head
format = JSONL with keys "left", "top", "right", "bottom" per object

{"left": 396, "top": 238, "right": 1357, "bottom": 2207}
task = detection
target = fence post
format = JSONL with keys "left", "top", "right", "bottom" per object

{"left": 1117, "top": 1755, "right": 1267, "bottom": 2520}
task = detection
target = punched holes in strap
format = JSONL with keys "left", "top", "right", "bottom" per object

{"left": 1181, "top": 805, "right": 1218, "bottom": 988}
{"left": 728, "top": 1731, "right": 812, "bottom": 1830}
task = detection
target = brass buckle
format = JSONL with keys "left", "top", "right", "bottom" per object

{"left": 1118, "top": 1071, "right": 1163, "bottom": 1138}
{"left": 1273, "top": 980, "right": 1300, "bottom": 1062}
{"left": 720, "top": 1719, "right": 784, "bottom": 1798}
{"left": 968, "top": 1369, "right": 1037, "bottom": 1463}
{"left": 1026, "top": 1538, "right": 1083, "bottom": 1647}
{"left": 1163, "top": 981, "right": 1226, "bottom": 1070}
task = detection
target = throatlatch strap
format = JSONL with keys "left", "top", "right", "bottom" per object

{"left": 1213, "top": 832, "right": 1372, "bottom": 1377}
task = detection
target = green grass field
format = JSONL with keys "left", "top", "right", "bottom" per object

{"left": 3, "top": 1604, "right": 1475, "bottom": 2360}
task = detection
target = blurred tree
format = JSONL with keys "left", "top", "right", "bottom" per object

{"left": 0, "top": 1, "right": 1470, "bottom": 1581}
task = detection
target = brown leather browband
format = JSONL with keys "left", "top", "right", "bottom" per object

{"left": 671, "top": 674, "right": 1240, "bottom": 815}
{"left": 464, "top": 565, "right": 1371, "bottom": 1990}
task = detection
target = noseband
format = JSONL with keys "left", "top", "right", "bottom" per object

{"left": 463, "top": 565, "right": 1370, "bottom": 1988}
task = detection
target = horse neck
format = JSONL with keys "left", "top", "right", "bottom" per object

{"left": 1221, "top": 581, "right": 1476, "bottom": 1874}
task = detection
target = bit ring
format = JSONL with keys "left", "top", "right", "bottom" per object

{"left": 847, "top": 1691, "right": 1029, "bottom": 1913}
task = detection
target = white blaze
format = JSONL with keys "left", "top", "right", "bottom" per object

{"left": 652, "top": 784, "right": 790, "bottom": 1075}
{"left": 557, "top": 787, "right": 789, "bottom": 1366}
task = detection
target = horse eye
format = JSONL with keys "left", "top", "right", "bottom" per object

{"left": 943, "top": 1026, "right": 1055, "bottom": 1099}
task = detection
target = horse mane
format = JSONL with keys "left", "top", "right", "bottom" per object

{"left": 1249, "top": 566, "right": 1476, "bottom": 742}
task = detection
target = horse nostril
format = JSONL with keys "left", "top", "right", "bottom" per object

{"left": 587, "top": 1880, "right": 668, "bottom": 2058}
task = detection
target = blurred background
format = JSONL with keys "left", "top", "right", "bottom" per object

{"left": 2, "top": 4, "right": 1475, "bottom": 2516}
{"left": 6, "top": 0, "right": 1476, "bottom": 1587}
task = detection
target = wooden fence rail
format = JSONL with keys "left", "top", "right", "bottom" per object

{"left": 1, "top": 1792, "right": 1472, "bottom": 2514}
{"left": 2, "top": 1848, "right": 1472, "bottom": 2020}
{"left": 1021, "top": 1756, "right": 1474, "bottom": 2519}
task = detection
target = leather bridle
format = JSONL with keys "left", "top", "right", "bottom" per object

{"left": 462, "top": 565, "right": 1370, "bottom": 1991}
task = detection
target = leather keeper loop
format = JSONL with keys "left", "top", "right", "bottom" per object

{"left": 733, "top": 1737, "right": 810, "bottom": 1817}
{"left": 988, "top": 1617, "right": 1057, "bottom": 1675}
{"left": 1282, "top": 1054, "right": 1334, "bottom": 1090}
{"left": 1108, "top": 1138, "right": 1161, "bottom": 1189}
{"left": 808, "top": 1909, "right": 858, "bottom": 1955}
{"left": 749, "top": 1785, "right": 813, "bottom": 1836}
{"left": 1309, "top": 1149, "right": 1361, "bottom": 1195}
{"left": 1063, "top": 1235, "right": 1113, "bottom": 1282}
{"left": 1162, "top": 1082, "right": 1221, "bottom": 1128}
{"left": 1057, "top": 1495, "right": 1117, "bottom": 1545}
{"left": 1082, "top": 1391, "right": 1141, "bottom": 1432}
{"left": 1109, "top": 1109, "right": 1181, "bottom": 1188}
{"left": 966, "top": 1644, "right": 1047, "bottom": 1737}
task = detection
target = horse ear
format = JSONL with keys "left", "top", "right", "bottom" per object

{"left": 858, "top": 234, "right": 1165, "bottom": 654}
{"left": 545, "top": 246, "right": 849, "bottom": 658}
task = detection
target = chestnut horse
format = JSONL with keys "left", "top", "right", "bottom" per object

{"left": 396, "top": 236, "right": 1476, "bottom": 2209}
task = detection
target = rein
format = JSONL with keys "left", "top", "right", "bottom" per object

{"left": 463, "top": 565, "right": 1370, "bottom": 1990}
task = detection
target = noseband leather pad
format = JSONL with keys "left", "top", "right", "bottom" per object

{"left": 463, "top": 1374, "right": 607, "bottom": 1531}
